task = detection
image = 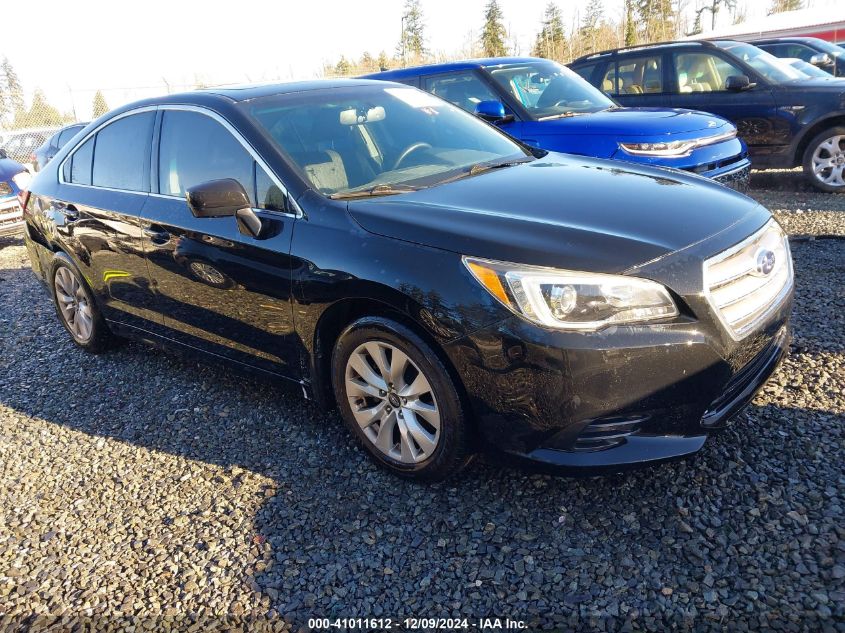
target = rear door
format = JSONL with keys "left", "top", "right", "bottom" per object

{"left": 597, "top": 51, "right": 671, "bottom": 108}
{"left": 52, "top": 110, "right": 160, "bottom": 332}
{"left": 140, "top": 107, "right": 300, "bottom": 378}
{"left": 667, "top": 50, "right": 784, "bottom": 155}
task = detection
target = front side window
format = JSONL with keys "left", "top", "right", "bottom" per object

{"left": 488, "top": 60, "right": 615, "bottom": 119}
{"left": 92, "top": 112, "right": 154, "bottom": 191}
{"left": 422, "top": 72, "right": 500, "bottom": 113}
{"left": 674, "top": 53, "right": 745, "bottom": 92}
{"left": 158, "top": 111, "right": 254, "bottom": 201}
{"left": 243, "top": 85, "right": 528, "bottom": 197}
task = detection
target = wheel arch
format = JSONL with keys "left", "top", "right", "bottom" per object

{"left": 793, "top": 114, "right": 845, "bottom": 164}
{"left": 308, "top": 295, "right": 472, "bottom": 427}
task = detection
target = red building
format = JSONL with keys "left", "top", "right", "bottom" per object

{"left": 689, "top": 7, "right": 845, "bottom": 44}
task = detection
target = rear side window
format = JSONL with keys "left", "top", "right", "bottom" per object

{"left": 69, "top": 137, "right": 94, "bottom": 185}
{"left": 158, "top": 110, "right": 254, "bottom": 202}
{"left": 602, "top": 55, "right": 663, "bottom": 94}
{"left": 92, "top": 112, "right": 154, "bottom": 191}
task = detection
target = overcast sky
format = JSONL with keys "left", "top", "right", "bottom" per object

{"left": 1, "top": 0, "right": 841, "bottom": 118}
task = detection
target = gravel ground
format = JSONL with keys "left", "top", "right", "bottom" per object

{"left": 0, "top": 177, "right": 843, "bottom": 632}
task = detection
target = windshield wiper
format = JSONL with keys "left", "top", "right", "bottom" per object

{"left": 330, "top": 183, "right": 421, "bottom": 199}
{"left": 435, "top": 157, "right": 533, "bottom": 186}
{"left": 538, "top": 111, "right": 579, "bottom": 120}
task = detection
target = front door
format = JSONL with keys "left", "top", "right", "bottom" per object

{"left": 140, "top": 108, "right": 300, "bottom": 378}
{"left": 667, "top": 50, "right": 785, "bottom": 158}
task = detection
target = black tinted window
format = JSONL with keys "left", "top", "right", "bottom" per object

{"left": 573, "top": 63, "right": 597, "bottom": 82}
{"left": 158, "top": 111, "right": 254, "bottom": 202}
{"left": 70, "top": 136, "right": 94, "bottom": 185}
{"left": 256, "top": 165, "right": 287, "bottom": 211}
{"left": 92, "top": 112, "right": 154, "bottom": 191}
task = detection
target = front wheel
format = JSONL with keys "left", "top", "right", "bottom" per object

{"left": 331, "top": 317, "right": 473, "bottom": 481}
{"left": 803, "top": 127, "right": 845, "bottom": 193}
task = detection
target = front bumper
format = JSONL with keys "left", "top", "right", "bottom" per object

{"left": 444, "top": 241, "right": 793, "bottom": 473}
{"left": 0, "top": 196, "right": 24, "bottom": 237}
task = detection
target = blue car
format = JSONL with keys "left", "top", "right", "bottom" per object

{"left": 363, "top": 57, "right": 751, "bottom": 191}
{"left": 0, "top": 150, "right": 30, "bottom": 237}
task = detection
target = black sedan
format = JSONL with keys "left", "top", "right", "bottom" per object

{"left": 20, "top": 80, "right": 793, "bottom": 480}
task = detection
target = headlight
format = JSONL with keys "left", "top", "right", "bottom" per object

{"left": 464, "top": 256, "right": 678, "bottom": 331}
{"left": 619, "top": 129, "right": 737, "bottom": 158}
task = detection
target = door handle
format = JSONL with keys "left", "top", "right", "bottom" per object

{"left": 143, "top": 225, "right": 170, "bottom": 243}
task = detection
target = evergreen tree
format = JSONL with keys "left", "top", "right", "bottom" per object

{"left": 14, "top": 89, "right": 63, "bottom": 128}
{"left": 480, "top": 0, "right": 508, "bottom": 57}
{"left": 768, "top": 0, "right": 802, "bottom": 14}
{"left": 377, "top": 51, "right": 390, "bottom": 71}
{"left": 359, "top": 51, "right": 377, "bottom": 72}
{"left": 624, "top": 0, "right": 636, "bottom": 45}
{"left": 335, "top": 56, "right": 351, "bottom": 76}
{"left": 92, "top": 90, "right": 109, "bottom": 118}
{"left": 397, "top": 0, "right": 427, "bottom": 62}
{"left": 532, "top": 2, "right": 566, "bottom": 60}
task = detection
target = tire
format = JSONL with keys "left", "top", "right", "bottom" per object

{"left": 802, "top": 126, "right": 845, "bottom": 193}
{"left": 50, "top": 257, "right": 118, "bottom": 354}
{"left": 331, "top": 316, "right": 473, "bottom": 481}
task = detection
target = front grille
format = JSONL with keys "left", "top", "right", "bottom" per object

{"left": 703, "top": 220, "right": 793, "bottom": 340}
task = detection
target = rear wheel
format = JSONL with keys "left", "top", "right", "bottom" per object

{"left": 803, "top": 127, "right": 845, "bottom": 193}
{"left": 331, "top": 317, "right": 473, "bottom": 481}
{"left": 51, "top": 259, "right": 117, "bottom": 353}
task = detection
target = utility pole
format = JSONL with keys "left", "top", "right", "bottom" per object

{"left": 401, "top": 15, "right": 407, "bottom": 67}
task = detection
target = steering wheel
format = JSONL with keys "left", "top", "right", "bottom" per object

{"left": 392, "top": 142, "right": 432, "bottom": 170}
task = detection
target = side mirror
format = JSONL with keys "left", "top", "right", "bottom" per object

{"left": 725, "top": 75, "right": 754, "bottom": 91}
{"left": 475, "top": 100, "right": 512, "bottom": 124}
{"left": 809, "top": 53, "right": 833, "bottom": 67}
{"left": 186, "top": 178, "right": 251, "bottom": 218}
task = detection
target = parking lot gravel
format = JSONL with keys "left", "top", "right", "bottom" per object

{"left": 0, "top": 175, "right": 843, "bottom": 631}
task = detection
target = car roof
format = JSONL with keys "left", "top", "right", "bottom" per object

{"left": 361, "top": 57, "right": 545, "bottom": 80}
{"left": 571, "top": 39, "right": 739, "bottom": 64}
{"left": 96, "top": 79, "right": 410, "bottom": 120}
{"left": 750, "top": 36, "right": 825, "bottom": 44}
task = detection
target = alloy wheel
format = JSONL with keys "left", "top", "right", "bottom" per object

{"left": 344, "top": 341, "right": 441, "bottom": 464}
{"left": 811, "top": 134, "right": 845, "bottom": 187}
{"left": 54, "top": 267, "right": 94, "bottom": 343}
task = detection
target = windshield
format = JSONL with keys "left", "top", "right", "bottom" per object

{"left": 717, "top": 42, "right": 808, "bottom": 82}
{"left": 785, "top": 58, "right": 831, "bottom": 78}
{"left": 242, "top": 85, "right": 529, "bottom": 197}
{"left": 486, "top": 60, "right": 615, "bottom": 120}
{"left": 807, "top": 38, "right": 845, "bottom": 58}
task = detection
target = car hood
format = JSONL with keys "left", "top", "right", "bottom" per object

{"left": 347, "top": 153, "right": 770, "bottom": 274}
{"left": 527, "top": 107, "right": 733, "bottom": 138}
{"left": 0, "top": 157, "right": 26, "bottom": 183}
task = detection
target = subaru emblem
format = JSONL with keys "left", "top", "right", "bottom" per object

{"left": 754, "top": 249, "right": 776, "bottom": 277}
